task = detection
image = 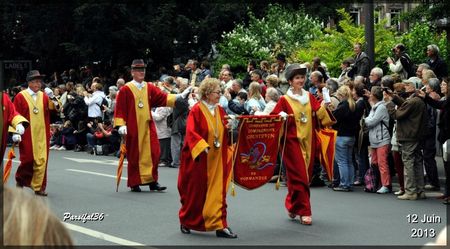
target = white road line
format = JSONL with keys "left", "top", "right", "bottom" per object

{"left": 63, "top": 157, "right": 128, "bottom": 167}
{"left": 64, "top": 222, "right": 145, "bottom": 246}
{"left": 66, "top": 169, "right": 127, "bottom": 180}
{"left": 2, "top": 159, "right": 21, "bottom": 163}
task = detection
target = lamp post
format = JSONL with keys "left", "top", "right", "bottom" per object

{"left": 364, "top": 0, "right": 375, "bottom": 69}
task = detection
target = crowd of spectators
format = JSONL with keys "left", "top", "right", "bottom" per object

{"left": 5, "top": 43, "right": 449, "bottom": 203}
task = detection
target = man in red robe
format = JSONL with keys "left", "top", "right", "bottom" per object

{"left": 114, "top": 59, "right": 189, "bottom": 192}
{"left": 1, "top": 93, "right": 28, "bottom": 161}
{"left": 14, "top": 70, "right": 60, "bottom": 196}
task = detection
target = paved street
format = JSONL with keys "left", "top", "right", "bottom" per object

{"left": 3, "top": 149, "right": 448, "bottom": 247}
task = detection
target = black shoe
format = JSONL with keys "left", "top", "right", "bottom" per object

{"left": 180, "top": 225, "right": 191, "bottom": 234}
{"left": 216, "top": 227, "right": 238, "bottom": 238}
{"left": 149, "top": 182, "right": 167, "bottom": 191}
{"left": 131, "top": 186, "right": 141, "bottom": 192}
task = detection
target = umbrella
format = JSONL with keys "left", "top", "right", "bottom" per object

{"left": 116, "top": 137, "right": 126, "bottom": 192}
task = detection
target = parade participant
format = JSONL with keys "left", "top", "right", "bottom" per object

{"left": 271, "top": 63, "right": 335, "bottom": 225}
{"left": 114, "top": 59, "right": 190, "bottom": 192}
{"left": 13, "top": 70, "right": 61, "bottom": 196}
{"left": 178, "top": 78, "right": 236, "bottom": 238}
{"left": 1, "top": 93, "right": 28, "bottom": 160}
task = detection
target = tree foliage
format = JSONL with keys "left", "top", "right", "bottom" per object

{"left": 294, "top": 9, "right": 397, "bottom": 77}
{"left": 0, "top": 0, "right": 253, "bottom": 76}
{"left": 215, "top": 4, "right": 323, "bottom": 73}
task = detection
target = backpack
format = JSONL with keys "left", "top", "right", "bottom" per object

{"left": 166, "top": 113, "right": 174, "bottom": 127}
{"left": 98, "top": 97, "right": 108, "bottom": 112}
{"left": 399, "top": 53, "right": 416, "bottom": 79}
{"left": 364, "top": 165, "right": 381, "bottom": 193}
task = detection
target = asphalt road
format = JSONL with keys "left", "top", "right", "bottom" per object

{"left": 3, "top": 149, "right": 448, "bottom": 247}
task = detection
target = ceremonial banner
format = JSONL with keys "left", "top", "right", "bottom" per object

{"left": 233, "top": 115, "right": 284, "bottom": 190}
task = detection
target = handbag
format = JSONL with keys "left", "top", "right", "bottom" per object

{"left": 364, "top": 165, "right": 381, "bottom": 193}
{"left": 94, "top": 131, "right": 104, "bottom": 139}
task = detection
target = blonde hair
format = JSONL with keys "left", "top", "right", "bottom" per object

{"left": 265, "top": 75, "right": 279, "bottom": 88}
{"left": 422, "top": 69, "right": 437, "bottom": 83}
{"left": 248, "top": 81, "right": 262, "bottom": 100}
{"left": 3, "top": 187, "right": 74, "bottom": 247}
{"left": 75, "top": 86, "right": 86, "bottom": 96}
{"left": 199, "top": 78, "right": 221, "bottom": 100}
{"left": 336, "top": 85, "right": 355, "bottom": 112}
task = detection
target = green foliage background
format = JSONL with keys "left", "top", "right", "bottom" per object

{"left": 214, "top": 4, "right": 323, "bottom": 75}
{"left": 217, "top": 7, "right": 448, "bottom": 78}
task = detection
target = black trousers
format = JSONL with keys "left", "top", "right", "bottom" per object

{"left": 421, "top": 136, "right": 440, "bottom": 187}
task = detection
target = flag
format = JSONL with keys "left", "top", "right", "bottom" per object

{"left": 233, "top": 115, "right": 284, "bottom": 190}
{"left": 315, "top": 128, "right": 337, "bottom": 181}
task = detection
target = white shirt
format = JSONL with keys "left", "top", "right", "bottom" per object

{"left": 27, "top": 88, "right": 38, "bottom": 101}
{"left": 286, "top": 88, "right": 309, "bottom": 105}
{"left": 132, "top": 80, "right": 146, "bottom": 90}
{"left": 84, "top": 90, "right": 106, "bottom": 118}
{"left": 201, "top": 100, "right": 217, "bottom": 116}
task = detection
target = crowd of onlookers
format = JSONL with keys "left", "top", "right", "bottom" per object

{"left": 5, "top": 42, "right": 450, "bottom": 203}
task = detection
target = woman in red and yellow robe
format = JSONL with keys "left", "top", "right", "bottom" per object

{"left": 13, "top": 89, "right": 58, "bottom": 195}
{"left": 114, "top": 82, "right": 176, "bottom": 189}
{"left": 271, "top": 64, "right": 334, "bottom": 225}
{"left": 178, "top": 78, "right": 236, "bottom": 238}
{"left": 1, "top": 93, "right": 28, "bottom": 159}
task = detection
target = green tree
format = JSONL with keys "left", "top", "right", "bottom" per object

{"left": 215, "top": 4, "right": 323, "bottom": 74}
{"left": 295, "top": 9, "right": 397, "bottom": 77}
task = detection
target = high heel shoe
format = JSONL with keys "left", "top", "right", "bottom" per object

{"left": 300, "top": 216, "right": 312, "bottom": 225}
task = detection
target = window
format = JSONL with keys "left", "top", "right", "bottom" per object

{"left": 390, "top": 9, "right": 401, "bottom": 31}
{"left": 349, "top": 8, "right": 360, "bottom": 25}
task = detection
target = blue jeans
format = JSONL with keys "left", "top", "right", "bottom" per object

{"left": 335, "top": 136, "right": 355, "bottom": 189}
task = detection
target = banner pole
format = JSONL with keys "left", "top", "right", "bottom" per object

{"left": 276, "top": 117, "right": 290, "bottom": 190}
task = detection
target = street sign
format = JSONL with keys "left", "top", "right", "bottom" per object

{"left": 1, "top": 60, "right": 32, "bottom": 89}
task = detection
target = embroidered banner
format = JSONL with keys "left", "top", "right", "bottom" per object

{"left": 233, "top": 115, "right": 284, "bottom": 190}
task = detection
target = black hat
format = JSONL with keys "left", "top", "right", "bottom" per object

{"left": 285, "top": 63, "right": 307, "bottom": 81}
{"left": 26, "top": 70, "right": 46, "bottom": 82}
{"left": 276, "top": 53, "right": 286, "bottom": 62}
{"left": 252, "top": 69, "right": 263, "bottom": 78}
{"left": 131, "top": 59, "right": 146, "bottom": 69}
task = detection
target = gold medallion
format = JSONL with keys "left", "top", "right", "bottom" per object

{"left": 138, "top": 100, "right": 144, "bottom": 108}
{"left": 300, "top": 112, "right": 307, "bottom": 123}
{"left": 33, "top": 107, "right": 39, "bottom": 114}
{"left": 213, "top": 138, "right": 221, "bottom": 148}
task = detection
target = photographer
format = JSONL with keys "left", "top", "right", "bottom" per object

{"left": 385, "top": 80, "right": 428, "bottom": 200}
{"left": 386, "top": 44, "right": 414, "bottom": 80}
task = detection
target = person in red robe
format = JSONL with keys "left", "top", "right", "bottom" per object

{"left": 14, "top": 70, "right": 60, "bottom": 196}
{"left": 178, "top": 78, "right": 237, "bottom": 239}
{"left": 271, "top": 64, "right": 335, "bottom": 225}
{"left": 1, "top": 93, "right": 28, "bottom": 161}
{"left": 114, "top": 59, "right": 190, "bottom": 192}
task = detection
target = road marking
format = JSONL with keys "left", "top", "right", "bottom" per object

{"left": 66, "top": 169, "right": 127, "bottom": 180}
{"left": 64, "top": 222, "right": 145, "bottom": 246}
{"left": 63, "top": 157, "right": 127, "bottom": 167}
{"left": 2, "top": 159, "right": 20, "bottom": 163}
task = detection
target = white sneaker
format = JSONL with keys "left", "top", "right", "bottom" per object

{"left": 58, "top": 146, "right": 66, "bottom": 151}
{"left": 377, "top": 186, "right": 390, "bottom": 194}
{"left": 394, "top": 190, "right": 405, "bottom": 195}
